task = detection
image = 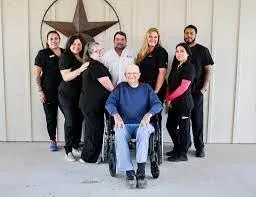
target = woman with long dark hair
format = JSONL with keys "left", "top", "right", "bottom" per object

{"left": 166, "top": 43, "right": 195, "bottom": 162}
{"left": 58, "top": 35, "right": 87, "bottom": 162}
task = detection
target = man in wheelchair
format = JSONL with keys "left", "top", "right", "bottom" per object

{"left": 105, "top": 64, "right": 163, "bottom": 189}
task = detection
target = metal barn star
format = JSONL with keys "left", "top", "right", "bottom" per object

{"left": 44, "top": 0, "right": 118, "bottom": 42}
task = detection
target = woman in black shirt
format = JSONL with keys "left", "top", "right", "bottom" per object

{"left": 166, "top": 43, "right": 195, "bottom": 162}
{"left": 58, "top": 35, "right": 88, "bottom": 162}
{"left": 34, "top": 31, "right": 63, "bottom": 152}
{"left": 79, "top": 42, "right": 114, "bottom": 163}
{"left": 136, "top": 27, "right": 168, "bottom": 103}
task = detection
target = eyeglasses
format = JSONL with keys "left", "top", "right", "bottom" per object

{"left": 93, "top": 49, "right": 104, "bottom": 54}
{"left": 126, "top": 72, "right": 139, "bottom": 76}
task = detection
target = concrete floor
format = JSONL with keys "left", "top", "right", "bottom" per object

{"left": 0, "top": 142, "right": 255, "bottom": 197}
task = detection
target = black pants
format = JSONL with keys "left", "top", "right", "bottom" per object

{"left": 43, "top": 101, "right": 60, "bottom": 141}
{"left": 191, "top": 93, "right": 204, "bottom": 151}
{"left": 81, "top": 109, "right": 104, "bottom": 163}
{"left": 166, "top": 108, "right": 191, "bottom": 155}
{"left": 58, "top": 93, "right": 83, "bottom": 154}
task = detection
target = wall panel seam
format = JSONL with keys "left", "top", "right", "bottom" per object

{"left": 185, "top": 0, "right": 191, "bottom": 25}
{"left": 25, "top": 0, "right": 32, "bottom": 141}
{"left": 0, "top": 0, "right": 7, "bottom": 141}
{"left": 232, "top": 0, "right": 242, "bottom": 143}
{"left": 206, "top": 0, "right": 216, "bottom": 143}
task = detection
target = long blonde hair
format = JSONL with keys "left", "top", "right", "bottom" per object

{"left": 136, "top": 28, "right": 162, "bottom": 65}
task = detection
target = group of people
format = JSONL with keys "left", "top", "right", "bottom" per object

{"left": 33, "top": 24, "right": 214, "bottom": 188}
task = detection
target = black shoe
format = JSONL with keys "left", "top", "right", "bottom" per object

{"left": 126, "top": 175, "right": 137, "bottom": 189}
{"left": 178, "top": 153, "right": 188, "bottom": 161}
{"left": 136, "top": 174, "right": 147, "bottom": 189}
{"left": 167, "top": 154, "right": 188, "bottom": 162}
{"left": 167, "top": 155, "right": 179, "bottom": 162}
{"left": 166, "top": 149, "right": 177, "bottom": 157}
{"left": 196, "top": 149, "right": 205, "bottom": 158}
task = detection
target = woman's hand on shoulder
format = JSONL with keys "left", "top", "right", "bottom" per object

{"left": 78, "top": 62, "right": 90, "bottom": 74}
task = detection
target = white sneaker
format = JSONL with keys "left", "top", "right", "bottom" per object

{"left": 79, "top": 158, "right": 86, "bottom": 164}
{"left": 72, "top": 147, "right": 82, "bottom": 157}
{"left": 65, "top": 152, "right": 76, "bottom": 162}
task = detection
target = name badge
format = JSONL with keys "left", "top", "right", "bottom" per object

{"left": 49, "top": 54, "right": 55, "bottom": 58}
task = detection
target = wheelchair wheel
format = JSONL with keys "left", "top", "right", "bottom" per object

{"left": 108, "top": 147, "right": 116, "bottom": 177}
{"left": 150, "top": 154, "right": 160, "bottom": 179}
{"left": 101, "top": 130, "right": 109, "bottom": 162}
{"left": 157, "top": 130, "right": 163, "bottom": 165}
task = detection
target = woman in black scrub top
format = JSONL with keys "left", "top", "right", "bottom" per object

{"left": 136, "top": 27, "right": 168, "bottom": 103}
{"left": 165, "top": 43, "right": 195, "bottom": 162}
{"left": 58, "top": 35, "right": 88, "bottom": 162}
{"left": 34, "top": 31, "right": 63, "bottom": 152}
{"left": 79, "top": 42, "right": 114, "bottom": 163}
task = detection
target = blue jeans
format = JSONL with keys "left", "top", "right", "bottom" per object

{"left": 114, "top": 124, "right": 154, "bottom": 172}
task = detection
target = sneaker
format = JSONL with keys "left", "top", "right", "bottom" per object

{"left": 65, "top": 152, "right": 76, "bottom": 162}
{"left": 167, "top": 155, "right": 179, "bottom": 162}
{"left": 178, "top": 153, "right": 188, "bottom": 161}
{"left": 136, "top": 175, "right": 147, "bottom": 189}
{"left": 79, "top": 158, "right": 86, "bottom": 164}
{"left": 126, "top": 175, "right": 137, "bottom": 189}
{"left": 166, "top": 149, "right": 177, "bottom": 157}
{"left": 196, "top": 149, "right": 205, "bottom": 158}
{"left": 49, "top": 140, "right": 57, "bottom": 152}
{"left": 72, "top": 147, "right": 82, "bottom": 157}
{"left": 167, "top": 153, "right": 188, "bottom": 162}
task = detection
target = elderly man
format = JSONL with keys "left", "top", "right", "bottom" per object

{"left": 105, "top": 64, "right": 163, "bottom": 189}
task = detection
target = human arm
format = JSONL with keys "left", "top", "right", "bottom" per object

{"left": 60, "top": 62, "right": 89, "bottom": 82}
{"left": 98, "top": 76, "right": 114, "bottom": 92}
{"left": 154, "top": 68, "right": 167, "bottom": 93}
{"left": 33, "top": 65, "right": 46, "bottom": 103}
{"left": 105, "top": 87, "right": 124, "bottom": 128}
{"left": 154, "top": 47, "right": 168, "bottom": 93}
{"left": 201, "top": 47, "right": 214, "bottom": 94}
{"left": 200, "top": 65, "right": 211, "bottom": 94}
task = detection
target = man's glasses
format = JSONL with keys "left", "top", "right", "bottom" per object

{"left": 126, "top": 72, "right": 139, "bottom": 76}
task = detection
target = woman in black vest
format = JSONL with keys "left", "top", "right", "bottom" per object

{"left": 34, "top": 31, "right": 63, "bottom": 152}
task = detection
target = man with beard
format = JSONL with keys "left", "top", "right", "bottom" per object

{"left": 104, "top": 31, "right": 136, "bottom": 87}
{"left": 183, "top": 25, "right": 214, "bottom": 157}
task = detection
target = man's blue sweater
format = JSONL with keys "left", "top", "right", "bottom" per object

{"left": 105, "top": 82, "right": 163, "bottom": 124}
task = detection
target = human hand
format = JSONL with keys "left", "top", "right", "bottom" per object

{"left": 39, "top": 91, "right": 46, "bottom": 103}
{"left": 165, "top": 100, "right": 172, "bottom": 108}
{"left": 200, "top": 88, "right": 207, "bottom": 95}
{"left": 79, "top": 62, "right": 89, "bottom": 73}
{"left": 140, "top": 113, "right": 152, "bottom": 127}
{"left": 113, "top": 113, "right": 124, "bottom": 128}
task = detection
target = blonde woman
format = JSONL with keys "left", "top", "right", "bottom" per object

{"left": 136, "top": 28, "right": 168, "bottom": 103}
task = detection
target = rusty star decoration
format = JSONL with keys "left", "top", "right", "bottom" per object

{"left": 44, "top": 0, "right": 118, "bottom": 42}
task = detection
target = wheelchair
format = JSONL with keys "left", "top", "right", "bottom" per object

{"left": 101, "top": 113, "right": 163, "bottom": 179}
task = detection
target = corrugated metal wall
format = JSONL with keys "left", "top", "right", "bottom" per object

{"left": 0, "top": 0, "right": 255, "bottom": 142}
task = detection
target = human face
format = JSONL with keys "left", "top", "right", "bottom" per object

{"left": 184, "top": 28, "right": 196, "bottom": 45}
{"left": 47, "top": 33, "right": 60, "bottom": 49}
{"left": 175, "top": 46, "right": 189, "bottom": 63}
{"left": 91, "top": 45, "right": 104, "bottom": 62}
{"left": 114, "top": 34, "right": 127, "bottom": 50}
{"left": 147, "top": 31, "right": 159, "bottom": 48}
{"left": 125, "top": 66, "right": 140, "bottom": 86}
{"left": 70, "top": 39, "right": 82, "bottom": 55}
